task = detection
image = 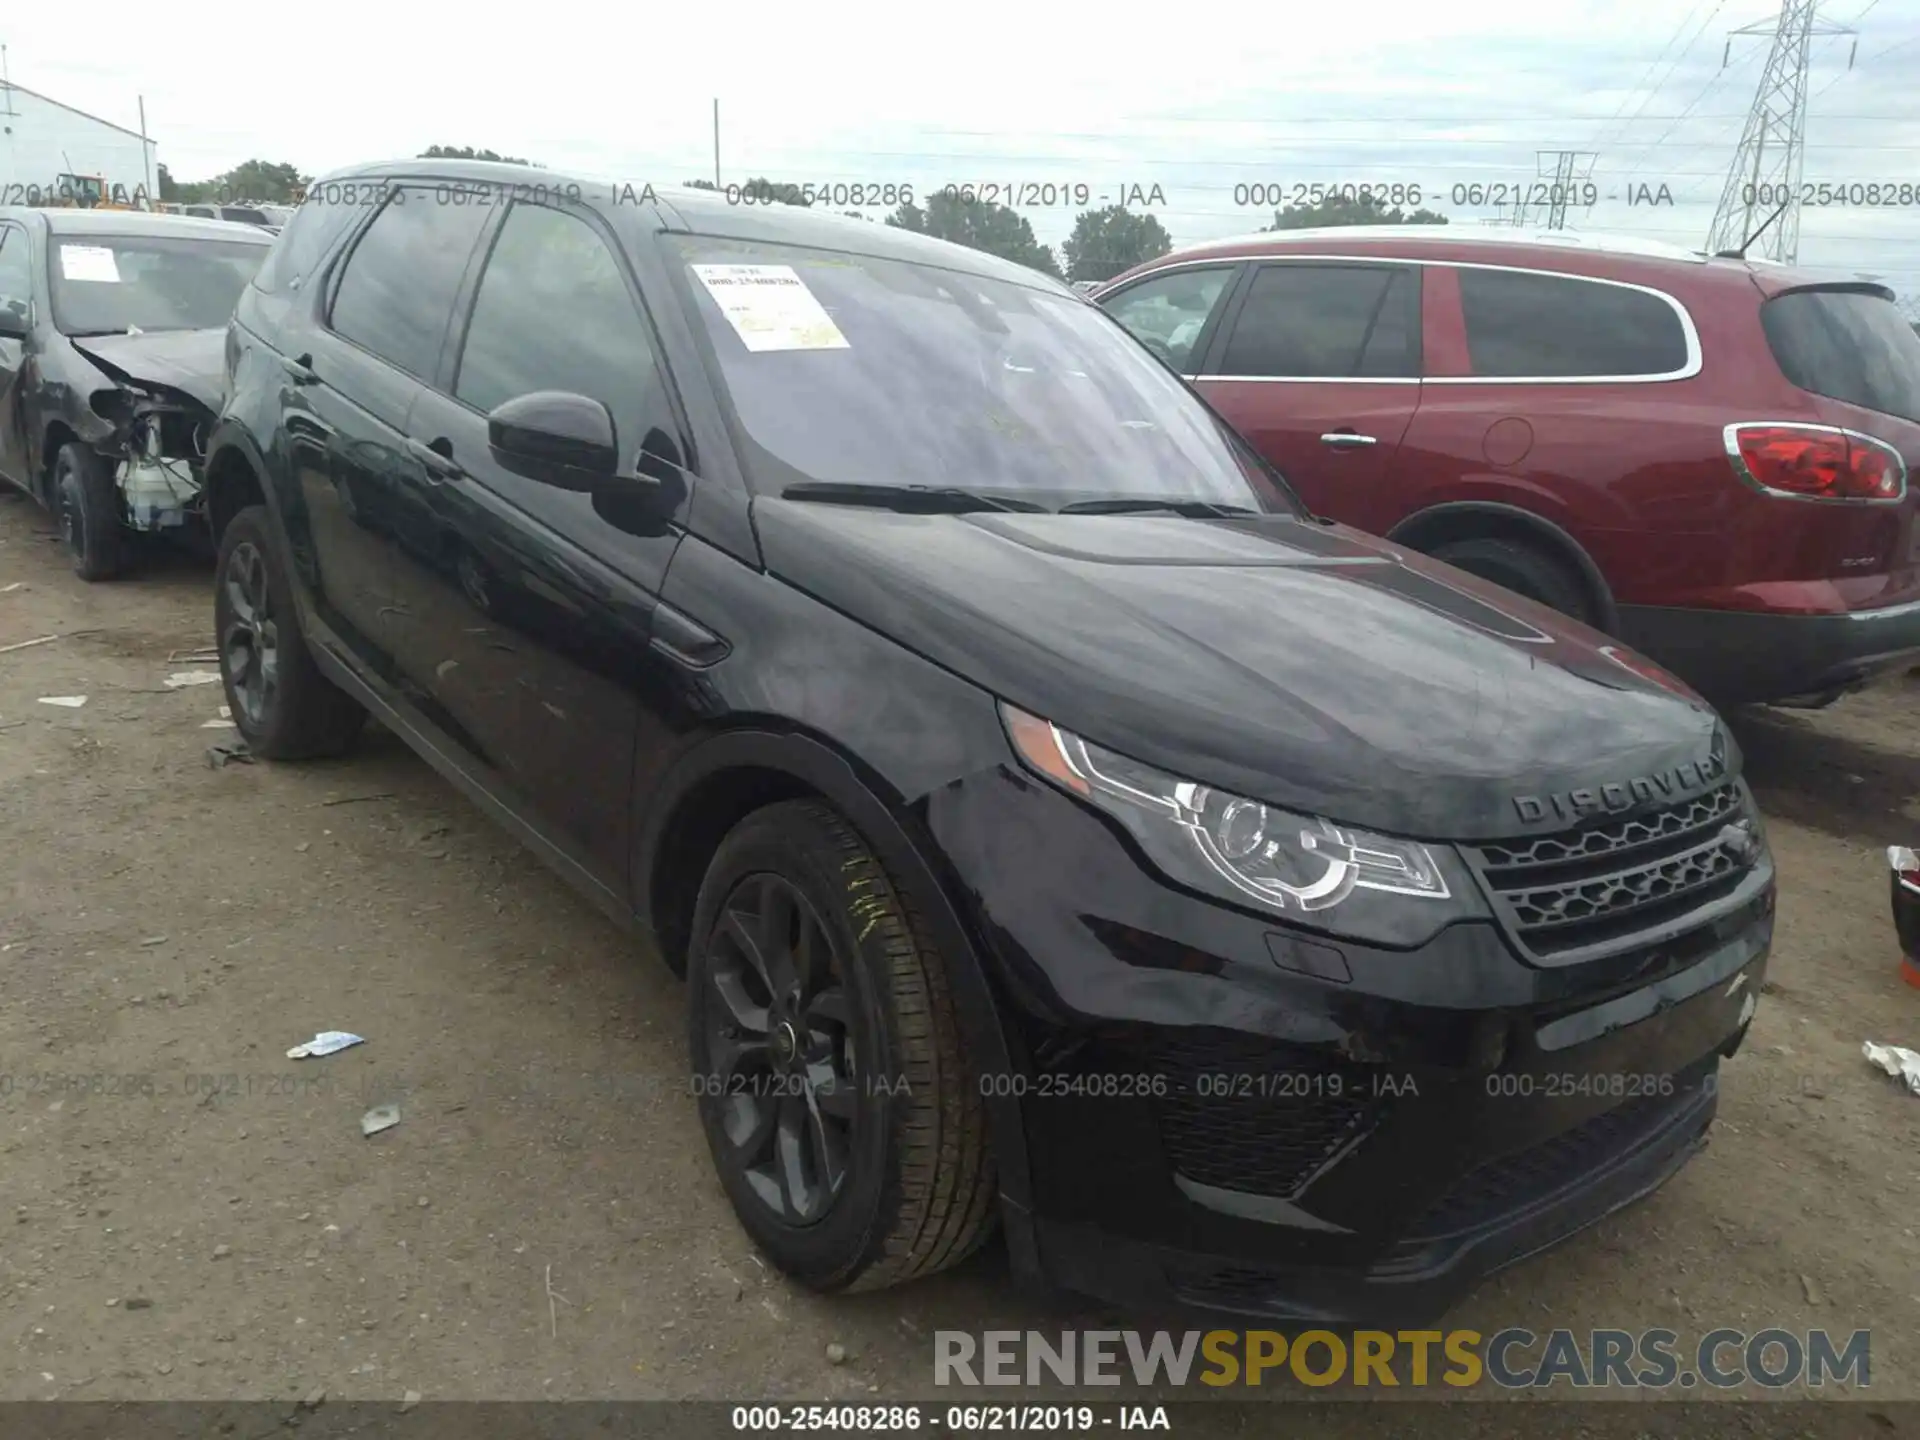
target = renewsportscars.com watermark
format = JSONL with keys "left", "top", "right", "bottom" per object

{"left": 934, "top": 1328, "right": 1871, "bottom": 1390}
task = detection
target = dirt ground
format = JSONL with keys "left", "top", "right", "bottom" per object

{"left": 3, "top": 485, "right": 1918, "bottom": 1429}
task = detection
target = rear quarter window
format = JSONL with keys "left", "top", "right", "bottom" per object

{"left": 252, "top": 195, "right": 366, "bottom": 297}
{"left": 1457, "top": 267, "right": 1692, "bottom": 379}
{"left": 1761, "top": 287, "right": 1920, "bottom": 424}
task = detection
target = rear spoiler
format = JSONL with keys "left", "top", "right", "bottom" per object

{"left": 1746, "top": 270, "right": 1898, "bottom": 302}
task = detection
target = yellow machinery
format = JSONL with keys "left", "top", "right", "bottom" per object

{"left": 51, "top": 173, "right": 140, "bottom": 210}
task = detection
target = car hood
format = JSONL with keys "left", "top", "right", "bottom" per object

{"left": 754, "top": 501, "right": 1734, "bottom": 842}
{"left": 69, "top": 329, "right": 226, "bottom": 413}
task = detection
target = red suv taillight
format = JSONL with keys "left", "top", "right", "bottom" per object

{"left": 1724, "top": 422, "right": 1908, "bottom": 503}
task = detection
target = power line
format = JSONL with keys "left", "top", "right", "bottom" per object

{"left": 1617, "top": 67, "right": 1754, "bottom": 178}
{"left": 1594, "top": 0, "right": 1735, "bottom": 151}
{"left": 1590, "top": 0, "right": 1720, "bottom": 149}
{"left": 812, "top": 144, "right": 1920, "bottom": 166}
{"left": 1811, "top": 31, "right": 1920, "bottom": 101}
{"left": 912, "top": 113, "right": 1908, "bottom": 134}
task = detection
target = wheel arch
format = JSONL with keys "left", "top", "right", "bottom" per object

{"left": 37, "top": 419, "right": 82, "bottom": 504}
{"left": 202, "top": 422, "right": 271, "bottom": 543}
{"left": 1386, "top": 500, "right": 1620, "bottom": 634}
{"left": 634, "top": 724, "right": 1035, "bottom": 1215}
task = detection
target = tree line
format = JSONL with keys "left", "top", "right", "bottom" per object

{"left": 680, "top": 179, "right": 1443, "bottom": 282}
{"left": 158, "top": 154, "right": 1446, "bottom": 284}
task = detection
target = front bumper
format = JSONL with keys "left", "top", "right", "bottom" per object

{"left": 926, "top": 766, "right": 1773, "bottom": 1326}
{"left": 1029, "top": 1066, "right": 1717, "bottom": 1325}
{"left": 1618, "top": 596, "right": 1920, "bottom": 704}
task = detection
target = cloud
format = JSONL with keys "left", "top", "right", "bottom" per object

{"left": 3, "top": 0, "right": 1914, "bottom": 291}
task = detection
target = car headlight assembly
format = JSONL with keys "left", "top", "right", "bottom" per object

{"left": 1000, "top": 703, "right": 1487, "bottom": 947}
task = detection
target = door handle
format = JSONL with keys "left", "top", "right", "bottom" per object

{"left": 281, "top": 353, "right": 319, "bottom": 385}
{"left": 406, "top": 436, "right": 467, "bottom": 482}
{"left": 1320, "top": 431, "right": 1378, "bottom": 448}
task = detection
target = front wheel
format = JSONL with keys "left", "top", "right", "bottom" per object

{"left": 687, "top": 799, "right": 997, "bottom": 1292}
{"left": 54, "top": 443, "right": 125, "bottom": 581}
{"left": 215, "top": 504, "right": 366, "bottom": 759}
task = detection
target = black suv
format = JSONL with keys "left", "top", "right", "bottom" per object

{"left": 206, "top": 159, "right": 1774, "bottom": 1323}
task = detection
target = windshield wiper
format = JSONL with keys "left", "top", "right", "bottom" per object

{"left": 1055, "top": 497, "right": 1258, "bottom": 518}
{"left": 780, "top": 482, "right": 1046, "bottom": 514}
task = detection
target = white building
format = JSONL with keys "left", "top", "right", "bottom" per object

{"left": 0, "top": 81, "right": 158, "bottom": 207}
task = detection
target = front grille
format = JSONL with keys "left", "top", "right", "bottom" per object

{"left": 1467, "top": 782, "right": 1756, "bottom": 959}
{"left": 1406, "top": 1089, "right": 1682, "bottom": 1240}
{"left": 1133, "top": 1029, "right": 1388, "bottom": 1200}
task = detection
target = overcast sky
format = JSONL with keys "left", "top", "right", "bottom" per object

{"left": 4, "top": 0, "right": 1917, "bottom": 298}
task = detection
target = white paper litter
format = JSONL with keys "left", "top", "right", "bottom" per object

{"left": 200, "top": 718, "right": 236, "bottom": 729}
{"left": 1862, "top": 1041, "right": 1920, "bottom": 1096}
{"left": 60, "top": 245, "right": 121, "bottom": 283}
{"left": 36, "top": 695, "right": 88, "bottom": 708}
{"left": 164, "top": 670, "right": 223, "bottom": 689}
{"left": 361, "top": 1104, "right": 401, "bottom": 1137}
{"left": 691, "top": 264, "right": 850, "bottom": 352}
{"left": 287, "top": 1030, "right": 365, "bottom": 1060}
{"left": 0, "top": 582, "right": 24, "bottom": 593}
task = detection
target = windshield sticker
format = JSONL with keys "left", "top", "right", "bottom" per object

{"left": 692, "top": 264, "right": 849, "bottom": 352}
{"left": 59, "top": 245, "right": 122, "bottom": 283}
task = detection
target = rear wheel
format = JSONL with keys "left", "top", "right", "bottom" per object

{"left": 687, "top": 799, "right": 997, "bottom": 1292}
{"left": 215, "top": 504, "right": 365, "bottom": 759}
{"left": 54, "top": 443, "right": 126, "bottom": 582}
{"left": 1428, "top": 535, "right": 1596, "bottom": 627}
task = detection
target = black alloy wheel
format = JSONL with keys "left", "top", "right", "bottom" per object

{"left": 687, "top": 800, "right": 997, "bottom": 1292}
{"left": 221, "top": 538, "right": 281, "bottom": 730}
{"left": 704, "top": 872, "right": 861, "bottom": 1225}
{"left": 212, "top": 504, "right": 365, "bottom": 759}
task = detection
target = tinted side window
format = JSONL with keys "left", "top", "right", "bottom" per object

{"left": 1458, "top": 268, "right": 1689, "bottom": 378}
{"left": 454, "top": 203, "right": 674, "bottom": 463}
{"left": 1761, "top": 288, "right": 1920, "bottom": 424}
{"left": 1217, "top": 264, "right": 1419, "bottom": 379}
{"left": 329, "top": 191, "right": 490, "bottom": 379}
{"left": 0, "top": 227, "right": 30, "bottom": 316}
{"left": 1102, "top": 267, "right": 1235, "bottom": 372}
{"left": 253, "top": 195, "right": 364, "bottom": 296}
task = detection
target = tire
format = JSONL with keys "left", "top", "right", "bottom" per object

{"left": 687, "top": 799, "right": 997, "bottom": 1292}
{"left": 1428, "top": 535, "right": 1596, "bottom": 626}
{"left": 214, "top": 504, "right": 365, "bottom": 759}
{"left": 54, "top": 443, "right": 126, "bottom": 582}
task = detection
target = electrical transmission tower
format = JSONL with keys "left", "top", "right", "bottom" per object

{"left": 1705, "top": 0, "right": 1857, "bottom": 262}
{"left": 1513, "top": 151, "right": 1598, "bottom": 229}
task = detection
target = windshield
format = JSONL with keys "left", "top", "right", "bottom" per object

{"left": 671, "top": 237, "right": 1295, "bottom": 512}
{"left": 49, "top": 233, "right": 268, "bottom": 335}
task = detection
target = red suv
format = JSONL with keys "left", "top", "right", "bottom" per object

{"left": 1096, "top": 227, "right": 1920, "bottom": 706}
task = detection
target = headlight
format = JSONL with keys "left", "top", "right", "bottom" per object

{"left": 1000, "top": 703, "right": 1486, "bottom": 947}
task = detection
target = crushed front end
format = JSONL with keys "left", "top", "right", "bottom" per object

{"left": 86, "top": 379, "right": 216, "bottom": 537}
{"left": 70, "top": 328, "right": 228, "bottom": 542}
{"left": 115, "top": 398, "right": 210, "bottom": 532}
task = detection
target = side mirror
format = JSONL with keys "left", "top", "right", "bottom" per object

{"left": 487, "top": 391, "right": 622, "bottom": 492}
{"left": 0, "top": 301, "right": 28, "bottom": 339}
{"left": 592, "top": 427, "right": 688, "bottom": 536}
